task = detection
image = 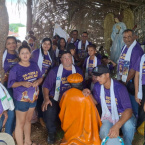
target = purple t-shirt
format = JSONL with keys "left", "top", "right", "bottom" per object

{"left": 42, "top": 65, "right": 83, "bottom": 100}
{"left": 134, "top": 57, "right": 145, "bottom": 85}
{"left": 108, "top": 63, "right": 114, "bottom": 71}
{"left": 76, "top": 41, "right": 91, "bottom": 58}
{"left": 31, "top": 49, "right": 53, "bottom": 77}
{"left": 118, "top": 43, "right": 144, "bottom": 73}
{"left": 8, "top": 62, "right": 42, "bottom": 102}
{"left": 3, "top": 52, "right": 19, "bottom": 73}
{"left": 83, "top": 57, "right": 101, "bottom": 76}
{"left": 93, "top": 80, "right": 132, "bottom": 113}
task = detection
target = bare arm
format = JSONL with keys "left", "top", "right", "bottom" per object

{"left": 108, "top": 108, "right": 132, "bottom": 138}
{"left": 82, "top": 88, "right": 98, "bottom": 105}
{"left": 42, "top": 87, "right": 52, "bottom": 111}
{"left": 108, "top": 59, "right": 116, "bottom": 67}
{"left": 32, "top": 78, "right": 43, "bottom": 87}
{"left": 126, "top": 69, "right": 136, "bottom": 83}
{"left": 12, "top": 81, "right": 32, "bottom": 88}
{"left": 134, "top": 71, "right": 141, "bottom": 105}
{"left": 90, "top": 93, "right": 98, "bottom": 105}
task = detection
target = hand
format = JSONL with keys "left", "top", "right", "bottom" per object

{"left": 32, "top": 80, "right": 39, "bottom": 87}
{"left": 107, "top": 59, "right": 111, "bottom": 63}
{"left": 82, "top": 88, "right": 91, "bottom": 97}
{"left": 42, "top": 97, "right": 52, "bottom": 112}
{"left": 135, "top": 97, "right": 141, "bottom": 105}
{"left": 2, "top": 111, "right": 8, "bottom": 127}
{"left": 22, "top": 82, "right": 32, "bottom": 88}
{"left": 116, "top": 25, "right": 121, "bottom": 30}
{"left": 67, "top": 37, "right": 71, "bottom": 43}
{"left": 108, "top": 124, "right": 120, "bottom": 138}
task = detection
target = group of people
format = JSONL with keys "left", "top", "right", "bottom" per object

{"left": 0, "top": 28, "right": 144, "bottom": 145}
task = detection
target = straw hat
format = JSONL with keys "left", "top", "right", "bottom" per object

{"left": 0, "top": 133, "right": 15, "bottom": 145}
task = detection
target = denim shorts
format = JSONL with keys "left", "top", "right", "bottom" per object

{"left": 14, "top": 100, "right": 37, "bottom": 112}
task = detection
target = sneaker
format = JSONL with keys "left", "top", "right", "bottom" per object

{"left": 47, "top": 133, "right": 55, "bottom": 144}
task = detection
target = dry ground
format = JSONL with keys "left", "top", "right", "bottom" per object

{"left": 30, "top": 122, "right": 144, "bottom": 145}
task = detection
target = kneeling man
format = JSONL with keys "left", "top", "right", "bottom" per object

{"left": 84, "top": 65, "right": 136, "bottom": 145}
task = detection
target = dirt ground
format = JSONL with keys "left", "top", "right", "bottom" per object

{"left": 30, "top": 122, "right": 144, "bottom": 145}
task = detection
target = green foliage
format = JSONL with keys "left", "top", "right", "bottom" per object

{"left": 9, "top": 23, "right": 25, "bottom": 32}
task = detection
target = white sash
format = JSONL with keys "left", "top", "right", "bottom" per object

{"left": 100, "top": 79, "right": 119, "bottom": 125}
{"left": 118, "top": 40, "right": 137, "bottom": 82}
{"left": 55, "top": 47, "right": 59, "bottom": 57}
{"left": 78, "top": 40, "right": 89, "bottom": 50}
{"left": 2, "top": 50, "right": 7, "bottom": 68}
{"left": 38, "top": 48, "right": 52, "bottom": 72}
{"left": 138, "top": 54, "right": 145, "bottom": 99}
{"left": 85, "top": 56, "right": 97, "bottom": 80}
{"left": 0, "top": 83, "right": 14, "bottom": 111}
{"left": 54, "top": 64, "right": 76, "bottom": 101}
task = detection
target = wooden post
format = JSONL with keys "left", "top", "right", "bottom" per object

{"left": 26, "top": 0, "right": 32, "bottom": 33}
{"left": 0, "top": 0, "right": 9, "bottom": 83}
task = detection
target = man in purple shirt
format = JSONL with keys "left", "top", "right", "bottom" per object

{"left": 83, "top": 65, "right": 136, "bottom": 145}
{"left": 117, "top": 29, "right": 144, "bottom": 118}
{"left": 42, "top": 51, "right": 83, "bottom": 144}
{"left": 67, "top": 30, "right": 80, "bottom": 49}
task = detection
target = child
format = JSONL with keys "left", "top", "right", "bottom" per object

{"left": 101, "top": 55, "right": 116, "bottom": 71}
{"left": 67, "top": 43, "right": 80, "bottom": 65}
{"left": 83, "top": 44, "right": 101, "bottom": 88}
{"left": 8, "top": 42, "right": 42, "bottom": 145}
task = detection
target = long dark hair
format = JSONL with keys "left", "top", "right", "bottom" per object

{"left": 58, "top": 37, "right": 66, "bottom": 50}
{"left": 40, "top": 37, "right": 54, "bottom": 61}
{"left": 5, "top": 36, "right": 17, "bottom": 49}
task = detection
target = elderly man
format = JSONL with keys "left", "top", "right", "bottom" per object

{"left": 117, "top": 29, "right": 144, "bottom": 117}
{"left": 83, "top": 65, "right": 136, "bottom": 145}
{"left": 42, "top": 51, "right": 83, "bottom": 144}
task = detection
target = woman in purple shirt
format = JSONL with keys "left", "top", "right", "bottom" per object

{"left": 3, "top": 36, "right": 19, "bottom": 136}
{"left": 8, "top": 42, "right": 42, "bottom": 145}
{"left": 31, "top": 37, "right": 55, "bottom": 126}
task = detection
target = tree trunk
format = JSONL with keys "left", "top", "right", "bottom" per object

{"left": 26, "top": 0, "right": 32, "bottom": 32}
{"left": 0, "top": 0, "right": 9, "bottom": 83}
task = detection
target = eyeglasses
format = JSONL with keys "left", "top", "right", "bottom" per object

{"left": 82, "top": 36, "right": 88, "bottom": 38}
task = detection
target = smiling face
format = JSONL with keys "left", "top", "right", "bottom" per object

{"left": 61, "top": 53, "right": 72, "bottom": 67}
{"left": 6, "top": 38, "right": 17, "bottom": 52}
{"left": 123, "top": 31, "right": 135, "bottom": 48}
{"left": 42, "top": 40, "right": 51, "bottom": 52}
{"left": 19, "top": 48, "right": 31, "bottom": 62}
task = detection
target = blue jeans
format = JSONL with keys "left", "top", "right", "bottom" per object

{"left": 100, "top": 115, "right": 136, "bottom": 145}
{"left": 4, "top": 81, "right": 15, "bottom": 136}
{"left": 5, "top": 110, "right": 15, "bottom": 135}
{"left": 0, "top": 115, "right": 4, "bottom": 132}
{"left": 129, "top": 93, "right": 138, "bottom": 118}
{"left": 43, "top": 98, "right": 60, "bottom": 134}
{"left": 36, "top": 85, "right": 43, "bottom": 118}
